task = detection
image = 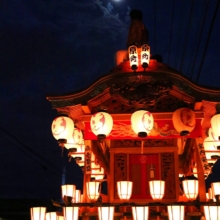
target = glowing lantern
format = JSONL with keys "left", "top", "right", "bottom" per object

{"left": 211, "top": 114, "right": 220, "bottom": 140}
{"left": 63, "top": 207, "right": 79, "bottom": 220}
{"left": 98, "top": 207, "right": 114, "bottom": 220}
{"left": 46, "top": 212, "right": 58, "bottom": 220}
{"left": 128, "top": 45, "right": 138, "bottom": 71}
{"left": 141, "top": 44, "right": 150, "bottom": 69}
{"left": 117, "top": 181, "right": 133, "bottom": 200}
{"left": 131, "top": 110, "right": 154, "bottom": 138}
{"left": 212, "top": 182, "right": 220, "bottom": 201}
{"left": 209, "top": 127, "right": 219, "bottom": 141}
{"left": 64, "top": 128, "right": 83, "bottom": 149}
{"left": 204, "top": 137, "right": 217, "bottom": 151}
{"left": 86, "top": 181, "right": 100, "bottom": 201}
{"left": 172, "top": 108, "right": 196, "bottom": 136}
{"left": 168, "top": 205, "right": 184, "bottom": 220}
{"left": 30, "top": 207, "right": 46, "bottom": 220}
{"left": 61, "top": 185, "right": 76, "bottom": 204}
{"left": 204, "top": 206, "right": 220, "bottom": 220}
{"left": 71, "top": 144, "right": 85, "bottom": 163}
{"left": 132, "top": 206, "right": 149, "bottom": 220}
{"left": 91, "top": 167, "right": 105, "bottom": 180}
{"left": 51, "top": 116, "right": 74, "bottom": 144}
{"left": 149, "top": 180, "right": 165, "bottom": 200}
{"left": 75, "top": 190, "right": 81, "bottom": 203}
{"left": 90, "top": 112, "right": 113, "bottom": 140}
{"left": 182, "top": 180, "right": 198, "bottom": 200}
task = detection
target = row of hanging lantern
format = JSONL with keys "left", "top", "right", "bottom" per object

{"left": 90, "top": 108, "right": 197, "bottom": 140}
{"left": 30, "top": 179, "right": 201, "bottom": 220}
{"left": 51, "top": 108, "right": 198, "bottom": 157}
{"left": 128, "top": 44, "right": 150, "bottom": 71}
{"left": 51, "top": 108, "right": 197, "bottom": 145}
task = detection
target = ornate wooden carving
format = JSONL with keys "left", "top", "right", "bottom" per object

{"left": 114, "top": 153, "right": 127, "bottom": 199}
{"left": 112, "top": 139, "right": 175, "bottom": 148}
{"left": 161, "top": 153, "right": 176, "bottom": 199}
{"left": 47, "top": 71, "right": 220, "bottom": 111}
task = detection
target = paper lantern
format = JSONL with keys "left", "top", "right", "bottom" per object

{"left": 90, "top": 112, "right": 113, "bottom": 140}
{"left": 71, "top": 144, "right": 85, "bottom": 163}
{"left": 212, "top": 182, "right": 220, "bottom": 201}
{"left": 182, "top": 179, "right": 198, "bottom": 200}
{"left": 64, "top": 128, "right": 83, "bottom": 149}
{"left": 51, "top": 116, "right": 74, "bottom": 144}
{"left": 117, "top": 181, "right": 133, "bottom": 200}
{"left": 141, "top": 44, "right": 150, "bottom": 69}
{"left": 46, "top": 212, "right": 58, "bottom": 220}
{"left": 75, "top": 190, "right": 81, "bottom": 203}
{"left": 211, "top": 114, "right": 220, "bottom": 140}
{"left": 204, "top": 137, "right": 217, "bottom": 151}
{"left": 149, "top": 180, "right": 165, "bottom": 200}
{"left": 172, "top": 108, "right": 196, "bottom": 136}
{"left": 61, "top": 185, "right": 76, "bottom": 203}
{"left": 204, "top": 206, "right": 220, "bottom": 220}
{"left": 30, "top": 207, "right": 46, "bottom": 220}
{"left": 168, "top": 205, "right": 184, "bottom": 220}
{"left": 128, "top": 45, "right": 138, "bottom": 70}
{"left": 132, "top": 206, "right": 149, "bottom": 220}
{"left": 91, "top": 167, "right": 105, "bottom": 180}
{"left": 86, "top": 181, "right": 100, "bottom": 201}
{"left": 98, "top": 207, "right": 114, "bottom": 220}
{"left": 63, "top": 207, "right": 79, "bottom": 220}
{"left": 131, "top": 110, "right": 154, "bottom": 137}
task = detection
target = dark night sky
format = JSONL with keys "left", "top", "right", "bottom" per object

{"left": 0, "top": 0, "right": 220, "bottom": 200}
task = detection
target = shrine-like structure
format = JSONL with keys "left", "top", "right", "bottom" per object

{"left": 46, "top": 53, "right": 220, "bottom": 219}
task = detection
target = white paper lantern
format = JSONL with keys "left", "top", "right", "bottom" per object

{"left": 204, "top": 137, "right": 217, "bottom": 151}
{"left": 128, "top": 45, "right": 138, "bottom": 70}
{"left": 131, "top": 110, "right": 154, "bottom": 137}
{"left": 141, "top": 44, "right": 150, "bottom": 68}
{"left": 168, "top": 205, "right": 184, "bottom": 220}
{"left": 30, "top": 207, "right": 46, "bottom": 220}
{"left": 51, "top": 116, "right": 74, "bottom": 144}
{"left": 86, "top": 181, "right": 100, "bottom": 201}
{"left": 132, "top": 206, "right": 149, "bottom": 220}
{"left": 71, "top": 144, "right": 85, "bottom": 163}
{"left": 212, "top": 182, "right": 220, "bottom": 200}
{"left": 75, "top": 190, "right": 81, "bottom": 203}
{"left": 98, "top": 207, "right": 114, "bottom": 220}
{"left": 204, "top": 206, "right": 220, "bottom": 220}
{"left": 63, "top": 207, "right": 79, "bottom": 220}
{"left": 90, "top": 112, "right": 113, "bottom": 139}
{"left": 64, "top": 128, "right": 83, "bottom": 149}
{"left": 182, "top": 179, "right": 198, "bottom": 200}
{"left": 61, "top": 185, "right": 76, "bottom": 202}
{"left": 46, "top": 212, "right": 58, "bottom": 220}
{"left": 211, "top": 114, "right": 220, "bottom": 140}
{"left": 117, "top": 181, "right": 133, "bottom": 200}
{"left": 149, "top": 180, "right": 165, "bottom": 200}
{"left": 209, "top": 127, "right": 219, "bottom": 141}
{"left": 172, "top": 108, "right": 196, "bottom": 136}
{"left": 91, "top": 167, "right": 105, "bottom": 180}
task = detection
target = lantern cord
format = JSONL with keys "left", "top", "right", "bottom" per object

{"left": 100, "top": 141, "right": 107, "bottom": 154}
{"left": 141, "top": 140, "right": 144, "bottom": 154}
